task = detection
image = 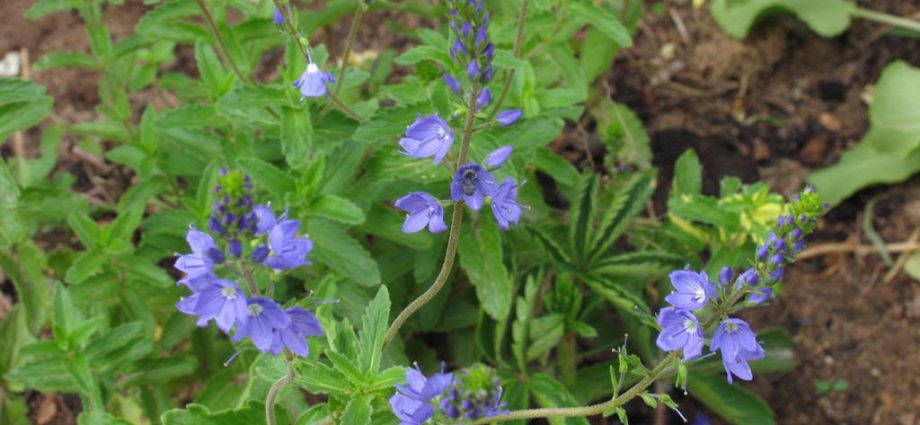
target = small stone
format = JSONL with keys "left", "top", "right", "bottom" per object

{"left": 753, "top": 139, "right": 771, "bottom": 161}
{"left": 800, "top": 134, "right": 829, "bottom": 165}
{"left": 818, "top": 112, "right": 842, "bottom": 132}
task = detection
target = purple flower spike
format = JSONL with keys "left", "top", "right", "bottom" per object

{"left": 177, "top": 277, "right": 248, "bottom": 333}
{"left": 175, "top": 227, "right": 218, "bottom": 279}
{"left": 270, "top": 307, "right": 323, "bottom": 356}
{"left": 711, "top": 318, "right": 765, "bottom": 383}
{"left": 233, "top": 297, "right": 290, "bottom": 352}
{"left": 495, "top": 110, "right": 523, "bottom": 127}
{"left": 293, "top": 63, "right": 335, "bottom": 98}
{"left": 655, "top": 307, "right": 704, "bottom": 360}
{"left": 398, "top": 114, "right": 454, "bottom": 165}
{"left": 444, "top": 73, "right": 461, "bottom": 94}
{"left": 490, "top": 178, "right": 523, "bottom": 231}
{"left": 395, "top": 192, "right": 447, "bottom": 234}
{"left": 467, "top": 59, "right": 479, "bottom": 81}
{"left": 450, "top": 164, "right": 496, "bottom": 211}
{"left": 272, "top": 8, "right": 285, "bottom": 27}
{"left": 718, "top": 266, "right": 733, "bottom": 289}
{"left": 665, "top": 270, "right": 717, "bottom": 310}
{"left": 263, "top": 219, "right": 313, "bottom": 271}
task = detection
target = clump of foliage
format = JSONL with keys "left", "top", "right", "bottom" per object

{"left": 0, "top": 1, "right": 831, "bottom": 425}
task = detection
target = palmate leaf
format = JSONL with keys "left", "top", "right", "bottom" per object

{"left": 585, "top": 171, "right": 656, "bottom": 264}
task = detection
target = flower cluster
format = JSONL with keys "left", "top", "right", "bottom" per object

{"left": 174, "top": 170, "right": 322, "bottom": 356}
{"left": 396, "top": 144, "right": 524, "bottom": 233}
{"left": 656, "top": 188, "right": 825, "bottom": 383}
{"left": 390, "top": 363, "right": 506, "bottom": 424}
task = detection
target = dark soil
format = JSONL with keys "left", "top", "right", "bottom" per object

{"left": 2, "top": 0, "right": 920, "bottom": 424}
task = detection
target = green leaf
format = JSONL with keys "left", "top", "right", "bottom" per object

{"left": 528, "top": 373, "right": 591, "bottom": 425}
{"left": 525, "top": 224, "right": 575, "bottom": 273}
{"left": 588, "top": 251, "right": 685, "bottom": 278}
{"left": 294, "top": 361, "right": 353, "bottom": 396}
{"left": 568, "top": 2, "right": 632, "bottom": 48}
{"left": 583, "top": 276, "right": 651, "bottom": 317}
{"left": 593, "top": 101, "right": 652, "bottom": 169}
{"left": 810, "top": 142, "right": 920, "bottom": 207}
{"left": 711, "top": 0, "right": 853, "bottom": 39}
{"left": 52, "top": 281, "right": 81, "bottom": 350}
{"left": 309, "top": 194, "right": 365, "bottom": 225}
{"left": 0, "top": 86, "right": 53, "bottom": 141}
{"left": 281, "top": 107, "right": 313, "bottom": 169}
{"left": 65, "top": 250, "right": 107, "bottom": 284}
{"left": 308, "top": 220, "right": 381, "bottom": 287}
{"left": 904, "top": 252, "right": 920, "bottom": 281}
{"left": 339, "top": 394, "right": 373, "bottom": 425}
{"left": 569, "top": 174, "right": 599, "bottom": 264}
{"left": 532, "top": 148, "right": 580, "bottom": 187}
{"left": 394, "top": 46, "right": 451, "bottom": 66}
{"left": 237, "top": 157, "right": 297, "bottom": 195}
{"left": 587, "top": 172, "right": 655, "bottom": 262}
{"left": 35, "top": 51, "right": 98, "bottom": 70}
{"left": 195, "top": 41, "right": 232, "bottom": 99}
{"left": 161, "top": 400, "right": 268, "bottom": 425}
{"left": 77, "top": 412, "right": 132, "bottom": 425}
{"left": 458, "top": 219, "right": 513, "bottom": 321}
{"left": 357, "top": 286, "right": 390, "bottom": 375}
{"left": 67, "top": 213, "right": 101, "bottom": 250}
{"left": 0, "top": 242, "right": 49, "bottom": 334}
{"left": 688, "top": 373, "right": 775, "bottom": 425}
{"left": 672, "top": 149, "right": 703, "bottom": 197}
{"left": 864, "top": 61, "right": 920, "bottom": 157}
{"left": 24, "top": 0, "right": 81, "bottom": 19}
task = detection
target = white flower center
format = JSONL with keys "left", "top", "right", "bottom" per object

{"left": 693, "top": 287, "right": 706, "bottom": 302}
{"left": 248, "top": 304, "right": 263, "bottom": 317}
{"left": 724, "top": 321, "right": 739, "bottom": 333}
{"left": 221, "top": 287, "right": 237, "bottom": 300}
{"left": 307, "top": 63, "right": 319, "bottom": 73}
{"left": 683, "top": 319, "right": 698, "bottom": 334}
{"left": 437, "top": 126, "right": 448, "bottom": 139}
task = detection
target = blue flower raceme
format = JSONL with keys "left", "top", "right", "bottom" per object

{"left": 711, "top": 318, "right": 765, "bottom": 383}
{"left": 665, "top": 270, "right": 717, "bottom": 310}
{"left": 655, "top": 307, "right": 704, "bottom": 360}
{"left": 450, "top": 164, "right": 496, "bottom": 211}
{"left": 176, "top": 276, "right": 248, "bottom": 333}
{"left": 293, "top": 62, "right": 335, "bottom": 98}
{"left": 395, "top": 192, "right": 447, "bottom": 234}
{"left": 398, "top": 114, "right": 454, "bottom": 165}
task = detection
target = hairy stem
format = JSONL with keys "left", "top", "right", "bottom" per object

{"left": 383, "top": 87, "right": 481, "bottom": 347}
{"left": 486, "top": 0, "right": 529, "bottom": 121}
{"left": 333, "top": 2, "right": 367, "bottom": 95}
{"left": 558, "top": 332, "right": 577, "bottom": 387}
{"left": 851, "top": 7, "right": 920, "bottom": 34}
{"left": 265, "top": 351, "right": 295, "bottom": 425}
{"left": 195, "top": 0, "right": 246, "bottom": 83}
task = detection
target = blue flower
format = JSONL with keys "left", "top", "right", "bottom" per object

{"left": 398, "top": 114, "right": 454, "bottom": 165}
{"left": 175, "top": 227, "right": 223, "bottom": 279}
{"left": 270, "top": 307, "right": 323, "bottom": 356}
{"left": 262, "top": 219, "right": 313, "bottom": 271}
{"left": 450, "top": 164, "right": 496, "bottom": 211}
{"left": 252, "top": 204, "right": 277, "bottom": 236}
{"left": 395, "top": 192, "right": 447, "bottom": 234}
{"left": 495, "top": 110, "right": 522, "bottom": 127}
{"left": 176, "top": 276, "right": 248, "bottom": 333}
{"left": 233, "top": 297, "right": 290, "bottom": 352}
{"left": 711, "top": 318, "right": 765, "bottom": 383}
{"left": 476, "top": 88, "right": 492, "bottom": 110}
{"left": 664, "top": 270, "right": 717, "bottom": 310}
{"left": 293, "top": 62, "right": 335, "bottom": 98}
{"left": 490, "top": 178, "right": 523, "bottom": 231}
{"left": 484, "top": 146, "right": 512, "bottom": 169}
{"left": 655, "top": 307, "right": 704, "bottom": 360}
{"left": 747, "top": 286, "right": 772, "bottom": 305}
{"left": 389, "top": 363, "right": 453, "bottom": 425}
{"left": 272, "top": 8, "right": 285, "bottom": 27}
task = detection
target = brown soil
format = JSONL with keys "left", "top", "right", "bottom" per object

{"left": 3, "top": 0, "right": 920, "bottom": 424}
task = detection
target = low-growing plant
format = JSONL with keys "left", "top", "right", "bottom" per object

{"left": 1, "top": 1, "right": 830, "bottom": 425}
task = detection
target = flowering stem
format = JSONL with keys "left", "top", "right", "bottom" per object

{"left": 383, "top": 87, "right": 481, "bottom": 347}
{"left": 333, "top": 2, "right": 367, "bottom": 95}
{"left": 486, "top": 0, "right": 529, "bottom": 122}
{"left": 272, "top": 0, "right": 364, "bottom": 121}
{"left": 265, "top": 351, "right": 295, "bottom": 425}
{"left": 194, "top": 0, "right": 246, "bottom": 83}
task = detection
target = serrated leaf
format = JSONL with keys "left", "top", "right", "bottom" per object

{"left": 525, "top": 225, "right": 575, "bottom": 273}
{"left": 309, "top": 194, "right": 365, "bottom": 225}
{"left": 65, "top": 251, "right": 107, "bottom": 284}
{"left": 308, "top": 220, "right": 381, "bottom": 287}
{"left": 672, "top": 149, "right": 703, "bottom": 197}
{"left": 237, "top": 157, "right": 296, "bottom": 195}
{"left": 52, "top": 282, "right": 81, "bottom": 350}
{"left": 339, "top": 394, "right": 373, "bottom": 425}
{"left": 588, "top": 251, "right": 685, "bottom": 278}
{"left": 568, "top": 2, "right": 632, "bottom": 47}
{"left": 294, "top": 361, "right": 353, "bottom": 396}
{"left": 458, "top": 219, "right": 513, "bottom": 321}
{"left": 357, "top": 286, "right": 390, "bottom": 375}
{"left": 161, "top": 401, "right": 269, "bottom": 425}
{"left": 569, "top": 174, "right": 599, "bottom": 264}
{"left": 281, "top": 107, "right": 313, "bottom": 169}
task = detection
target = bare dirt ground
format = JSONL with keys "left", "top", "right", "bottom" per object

{"left": 2, "top": 0, "right": 920, "bottom": 424}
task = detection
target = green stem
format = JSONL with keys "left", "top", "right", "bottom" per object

{"left": 195, "top": 0, "right": 246, "bottom": 83}
{"left": 383, "top": 87, "right": 481, "bottom": 347}
{"left": 558, "top": 331, "right": 577, "bottom": 387}
{"left": 333, "top": 2, "right": 367, "bottom": 95}
{"left": 851, "top": 7, "right": 920, "bottom": 34}
{"left": 486, "top": 0, "right": 529, "bottom": 122}
{"left": 265, "top": 351, "right": 295, "bottom": 425}
{"left": 327, "top": 90, "right": 365, "bottom": 121}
